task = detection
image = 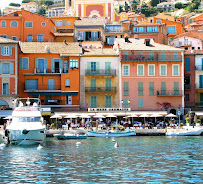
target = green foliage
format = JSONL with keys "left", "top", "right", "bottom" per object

{"left": 141, "top": 7, "right": 158, "bottom": 17}
{"left": 36, "top": 7, "right": 46, "bottom": 16}
{"left": 175, "top": 2, "right": 183, "bottom": 9}
{"left": 185, "top": 2, "right": 200, "bottom": 12}
{"left": 197, "top": 119, "right": 201, "bottom": 123}
{"left": 186, "top": 117, "right": 190, "bottom": 124}
{"left": 9, "top": 3, "right": 21, "bottom": 7}
{"left": 22, "top": 0, "right": 33, "bottom": 3}
{"left": 180, "top": 123, "right": 184, "bottom": 126}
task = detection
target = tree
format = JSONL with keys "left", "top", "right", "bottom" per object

{"left": 22, "top": 0, "right": 32, "bottom": 3}
{"left": 9, "top": 3, "right": 21, "bottom": 7}
{"left": 175, "top": 2, "right": 183, "bottom": 9}
{"left": 150, "top": 0, "right": 160, "bottom": 7}
{"left": 124, "top": 1, "right": 130, "bottom": 12}
{"left": 36, "top": 7, "right": 46, "bottom": 16}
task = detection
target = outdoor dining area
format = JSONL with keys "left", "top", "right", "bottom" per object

{"left": 48, "top": 111, "right": 180, "bottom": 130}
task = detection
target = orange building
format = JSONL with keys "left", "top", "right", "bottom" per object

{"left": 18, "top": 42, "right": 82, "bottom": 110}
{"left": 51, "top": 16, "right": 78, "bottom": 42}
{"left": 0, "top": 9, "right": 55, "bottom": 42}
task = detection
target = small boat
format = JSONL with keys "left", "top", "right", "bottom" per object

{"left": 166, "top": 127, "right": 203, "bottom": 136}
{"left": 87, "top": 127, "right": 136, "bottom": 137}
{"left": 54, "top": 134, "right": 87, "bottom": 140}
{"left": 4, "top": 98, "right": 46, "bottom": 145}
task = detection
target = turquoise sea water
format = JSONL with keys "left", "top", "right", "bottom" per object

{"left": 0, "top": 136, "right": 203, "bottom": 184}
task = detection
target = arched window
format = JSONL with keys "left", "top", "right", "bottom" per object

{"left": 11, "top": 21, "right": 18, "bottom": 27}
{"left": 1, "top": 21, "right": 6, "bottom": 27}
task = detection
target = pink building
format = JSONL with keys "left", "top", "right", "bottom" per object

{"left": 114, "top": 38, "right": 184, "bottom": 114}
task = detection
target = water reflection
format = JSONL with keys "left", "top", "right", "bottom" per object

{"left": 0, "top": 137, "right": 202, "bottom": 183}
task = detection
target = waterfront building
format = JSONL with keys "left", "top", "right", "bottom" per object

{"left": 80, "top": 48, "right": 119, "bottom": 108}
{"left": 0, "top": 9, "right": 55, "bottom": 42}
{"left": 21, "top": 2, "right": 40, "bottom": 13}
{"left": 18, "top": 42, "right": 82, "bottom": 111}
{"left": 0, "top": 37, "right": 18, "bottom": 108}
{"left": 114, "top": 38, "right": 184, "bottom": 115}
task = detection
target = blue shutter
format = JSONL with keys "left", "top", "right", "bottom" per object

{"left": 35, "top": 58, "right": 38, "bottom": 69}
{"left": 185, "top": 58, "right": 190, "bottom": 71}
{"left": 9, "top": 46, "right": 12, "bottom": 55}
{"left": 1, "top": 46, "right": 4, "bottom": 55}
{"left": 44, "top": 59, "right": 47, "bottom": 72}
{"left": 20, "top": 58, "right": 23, "bottom": 69}
{"left": 51, "top": 59, "right": 54, "bottom": 72}
{"left": 10, "top": 63, "right": 14, "bottom": 74}
{"left": 64, "top": 60, "right": 68, "bottom": 73}
{"left": 0, "top": 63, "right": 2, "bottom": 74}
{"left": 59, "top": 59, "right": 63, "bottom": 72}
{"left": 200, "top": 75, "right": 203, "bottom": 88}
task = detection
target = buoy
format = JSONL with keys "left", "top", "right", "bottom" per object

{"left": 0, "top": 143, "right": 6, "bottom": 148}
{"left": 112, "top": 138, "right": 116, "bottom": 142}
{"left": 37, "top": 144, "right": 43, "bottom": 150}
{"left": 76, "top": 142, "right": 81, "bottom": 146}
{"left": 114, "top": 142, "right": 119, "bottom": 148}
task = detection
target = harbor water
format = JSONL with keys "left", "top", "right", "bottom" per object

{"left": 0, "top": 136, "right": 203, "bottom": 183}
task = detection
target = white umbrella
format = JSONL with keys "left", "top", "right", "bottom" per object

{"left": 79, "top": 114, "right": 90, "bottom": 118}
{"left": 64, "top": 115, "right": 78, "bottom": 118}
{"left": 150, "top": 114, "right": 163, "bottom": 124}
{"left": 165, "top": 113, "right": 177, "bottom": 118}
{"left": 106, "top": 114, "right": 117, "bottom": 118}
{"left": 4, "top": 116, "right": 12, "bottom": 120}
{"left": 139, "top": 114, "right": 149, "bottom": 123}
{"left": 94, "top": 115, "right": 105, "bottom": 118}
{"left": 127, "top": 114, "right": 138, "bottom": 125}
{"left": 50, "top": 114, "right": 62, "bottom": 119}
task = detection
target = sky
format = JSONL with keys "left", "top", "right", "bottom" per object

{"left": 0, "top": 0, "right": 22, "bottom": 9}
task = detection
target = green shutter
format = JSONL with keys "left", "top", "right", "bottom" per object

{"left": 20, "top": 58, "right": 23, "bottom": 69}
{"left": 138, "top": 98, "right": 143, "bottom": 107}
{"left": 105, "top": 62, "right": 111, "bottom": 74}
{"left": 200, "top": 75, "right": 203, "bottom": 88}
{"left": 174, "top": 82, "right": 179, "bottom": 95}
{"left": 105, "top": 96, "right": 112, "bottom": 107}
{"left": 124, "top": 82, "right": 129, "bottom": 96}
{"left": 138, "top": 82, "right": 143, "bottom": 95}
{"left": 96, "top": 62, "right": 100, "bottom": 74}
{"left": 91, "top": 96, "right": 97, "bottom": 108}
{"left": 161, "top": 52, "right": 165, "bottom": 61}
{"left": 91, "top": 79, "right": 96, "bottom": 92}
{"left": 161, "top": 82, "right": 166, "bottom": 95}
{"left": 106, "top": 78, "right": 111, "bottom": 91}
{"left": 124, "top": 98, "right": 129, "bottom": 107}
{"left": 9, "top": 46, "right": 12, "bottom": 55}
{"left": 173, "top": 52, "right": 178, "bottom": 61}
{"left": 149, "top": 82, "right": 154, "bottom": 96}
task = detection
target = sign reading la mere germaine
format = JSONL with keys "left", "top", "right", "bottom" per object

{"left": 88, "top": 108, "right": 131, "bottom": 112}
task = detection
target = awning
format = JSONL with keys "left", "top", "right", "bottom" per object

{"left": 195, "top": 112, "right": 203, "bottom": 116}
{"left": 29, "top": 92, "right": 78, "bottom": 96}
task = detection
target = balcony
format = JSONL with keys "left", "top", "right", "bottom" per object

{"left": 196, "top": 102, "right": 203, "bottom": 107}
{"left": 178, "top": 41, "right": 192, "bottom": 47}
{"left": 195, "top": 65, "right": 203, "bottom": 71}
{"left": 184, "top": 84, "right": 191, "bottom": 90}
{"left": 121, "top": 54, "right": 182, "bottom": 62}
{"left": 34, "top": 68, "right": 68, "bottom": 74}
{"left": 85, "top": 87, "right": 117, "bottom": 93}
{"left": 157, "top": 90, "right": 183, "bottom": 96}
{"left": 24, "top": 85, "right": 61, "bottom": 92}
{"left": 85, "top": 69, "right": 116, "bottom": 76}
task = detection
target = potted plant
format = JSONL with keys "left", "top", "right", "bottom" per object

{"left": 196, "top": 119, "right": 201, "bottom": 127}
{"left": 186, "top": 114, "right": 190, "bottom": 126}
{"left": 51, "top": 122, "right": 56, "bottom": 130}
{"left": 179, "top": 123, "right": 184, "bottom": 128}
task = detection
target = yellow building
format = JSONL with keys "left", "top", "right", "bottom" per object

{"left": 80, "top": 48, "right": 120, "bottom": 108}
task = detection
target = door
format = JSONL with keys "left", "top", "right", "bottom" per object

{"left": 38, "top": 59, "right": 44, "bottom": 73}
{"left": 48, "top": 79, "right": 55, "bottom": 90}
{"left": 200, "top": 93, "right": 203, "bottom": 105}
{"left": 67, "top": 96, "right": 72, "bottom": 105}
{"left": 55, "top": 61, "right": 60, "bottom": 73}
{"left": 91, "top": 79, "right": 96, "bottom": 92}
{"left": 174, "top": 82, "right": 179, "bottom": 95}
{"left": 105, "top": 62, "right": 111, "bottom": 74}
{"left": 106, "top": 78, "right": 111, "bottom": 92}
{"left": 3, "top": 83, "right": 9, "bottom": 95}
{"left": 199, "top": 75, "right": 203, "bottom": 88}
{"left": 25, "top": 79, "right": 38, "bottom": 90}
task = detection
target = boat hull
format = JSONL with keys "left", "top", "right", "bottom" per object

{"left": 7, "top": 129, "right": 46, "bottom": 145}
{"left": 166, "top": 128, "right": 203, "bottom": 136}
{"left": 87, "top": 131, "right": 136, "bottom": 137}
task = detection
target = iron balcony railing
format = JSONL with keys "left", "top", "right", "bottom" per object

{"left": 25, "top": 85, "right": 61, "bottom": 91}
{"left": 195, "top": 65, "right": 203, "bottom": 71}
{"left": 120, "top": 54, "right": 182, "bottom": 62}
{"left": 34, "top": 68, "right": 69, "bottom": 74}
{"left": 85, "top": 69, "right": 116, "bottom": 75}
{"left": 178, "top": 41, "right": 192, "bottom": 47}
{"left": 157, "top": 90, "right": 183, "bottom": 96}
{"left": 85, "top": 87, "right": 117, "bottom": 93}
{"left": 44, "top": 100, "right": 79, "bottom": 106}
{"left": 184, "top": 84, "right": 191, "bottom": 90}
{"left": 196, "top": 102, "right": 203, "bottom": 107}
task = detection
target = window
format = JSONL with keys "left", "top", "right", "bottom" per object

{"left": 11, "top": 36, "right": 18, "bottom": 40}
{"left": 123, "top": 98, "right": 130, "bottom": 107}
{"left": 147, "top": 26, "right": 158, "bottom": 32}
{"left": 192, "top": 47, "right": 195, "bottom": 50}
{"left": 185, "top": 94, "right": 189, "bottom": 101}
{"left": 37, "top": 34, "right": 44, "bottom": 42}
{"left": 124, "top": 82, "right": 129, "bottom": 96}
{"left": 91, "top": 62, "right": 96, "bottom": 71}
{"left": 185, "top": 76, "right": 191, "bottom": 89}
{"left": 156, "top": 20, "right": 161, "bottom": 23}
{"left": 106, "top": 36, "right": 115, "bottom": 45}
{"left": 138, "top": 98, "right": 143, "bottom": 108}
{"left": 160, "top": 53, "right": 165, "bottom": 61}
{"left": 160, "top": 65, "right": 167, "bottom": 76}
{"left": 11, "top": 21, "right": 18, "bottom": 27}
{"left": 198, "top": 47, "right": 200, "bottom": 50}
{"left": 48, "top": 79, "right": 55, "bottom": 90}
{"left": 174, "top": 82, "right": 179, "bottom": 95}
{"left": 27, "top": 35, "right": 33, "bottom": 42}
{"left": 148, "top": 64, "right": 155, "bottom": 76}
{"left": 35, "top": 58, "right": 46, "bottom": 73}
{"left": 67, "top": 21, "right": 71, "bottom": 25}
{"left": 3, "top": 83, "right": 9, "bottom": 95}
{"left": 173, "top": 64, "right": 179, "bottom": 76}
{"left": 105, "top": 96, "right": 112, "bottom": 107}
{"left": 173, "top": 53, "right": 179, "bottom": 61}
{"left": 55, "top": 21, "right": 62, "bottom": 27}
{"left": 123, "top": 65, "right": 129, "bottom": 76}
{"left": 1, "top": 21, "right": 6, "bottom": 27}
{"left": 106, "top": 79, "right": 111, "bottom": 92}
{"left": 149, "top": 82, "right": 154, "bottom": 96}
{"left": 137, "top": 65, "right": 144, "bottom": 76}
{"left": 185, "top": 58, "right": 190, "bottom": 71}
{"left": 65, "top": 79, "right": 70, "bottom": 87}
{"left": 69, "top": 59, "right": 78, "bottom": 68}
{"left": 20, "top": 58, "right": 29, "bottom": 69}
{"left": 42, "top": 22, "right": 46, "bottom": 27}
{"left": 200, "top": 75, "right": 203, "bottom": 88}
{"left": 161, "top": 82, "right": 166, "bottom": 95}
{"left": 167, "top": 26, "right": 176, "bottom": 33}
{"left": 25, "top": 79, "right": 38, "bottom": 90}
{"left": 90, "top": 96, "right": 97, "bottom": 108}
{"left": 3, "top": 47, "right": 9, "bottom": 56}
{"left": 92, "top": 32, "right": 99, "bottom": 41}
{"left": 138, "top": 82, "right": 143, "bottom": 95}
{"left": 105, "top": 62, "right": 111, "bottom": 74}
{"left": 2, "top": 63, "right": 9, "bottom": 74}
{"left": 25, "top": 22, "right": 33, "bottom": 27}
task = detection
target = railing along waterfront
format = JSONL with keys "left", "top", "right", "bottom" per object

{"left": 85, "top": 69, "right": 116, "bottom": 75}
{"left": 120, "top": 54, "right": 182, "bottom": 62}
{"left": 85, "top": 87, "right": 117, "bottom": 93}
{"left": 157, "top": 90, "right": 183, "bottom": 96}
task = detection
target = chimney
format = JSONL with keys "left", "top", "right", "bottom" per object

{"left": 145, "top": 39, "right": 150, "bottom": 46}
{"left": 125, "top": 36, "right": 129, "bottom": 42}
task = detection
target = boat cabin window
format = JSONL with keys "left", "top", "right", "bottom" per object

{"left": 13, "top": 117, "right": 41, "bottom": 122}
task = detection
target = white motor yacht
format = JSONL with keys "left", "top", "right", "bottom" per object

{"left": 5, "top": 98, "right": 46, "bottom": 145}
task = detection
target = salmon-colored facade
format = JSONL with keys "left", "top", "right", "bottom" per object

{"left": 0, "top": 9, "right": 55, "bottom": 42}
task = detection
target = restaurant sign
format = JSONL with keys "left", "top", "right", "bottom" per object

{"left": 88, "top": 108, "right": 131, "bottom": 112}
